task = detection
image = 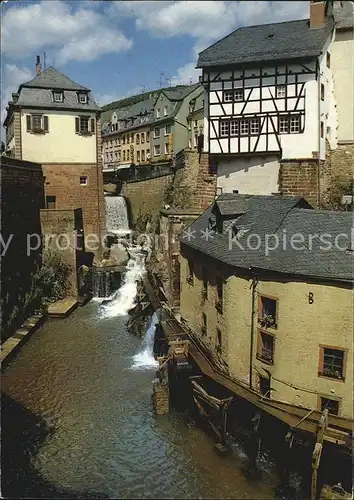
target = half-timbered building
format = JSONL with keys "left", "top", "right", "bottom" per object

{"left": 197, "top": 0, "right": 353, "bottom": 202}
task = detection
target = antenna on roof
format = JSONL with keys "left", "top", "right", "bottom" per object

{"left": 43, "top": 52, "right": 46, "bottom": 70}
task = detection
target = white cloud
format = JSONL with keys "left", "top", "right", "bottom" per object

{"left": 1, "top": 63, "right": 33, "bottom": 139}
{"left": 2, "top": 0, "right": 133, "bottom": 65}
{"left": 170, "top": 62, "right": 201, "bottom": 86}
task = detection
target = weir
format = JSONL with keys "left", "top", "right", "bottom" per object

{"left": 105, "top": 195, "right": 131, "bottom": 236}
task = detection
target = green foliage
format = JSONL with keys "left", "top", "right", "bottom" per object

{"left": 328, "top": 177, "right": 354, "bottom": 211}
{"left": 164, "top": 173, "right": 193, "bottom": 209}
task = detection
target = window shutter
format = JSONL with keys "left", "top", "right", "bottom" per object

{"left": 26, "top": 115, "right": 32, "bottom": 131}
{"left": 75, "top": 117, "right": 80, "bottom": 133}
{"left": 43, "top": 116, "right": 49, "bottom": 132}
{"left": 90, "top": 118, "right": 95, "bottom": 134}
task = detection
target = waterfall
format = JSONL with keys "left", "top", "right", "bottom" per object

{"left": 100, "top": 248, "right": 146, "bottom": 318}
{"left": 131, "top": 311, "right": 159, "bottom": 370}
{"left": 105, "top": 195, "right": 131, "bottom": 236}
{"left": 91, "top": 270, "right": 113, "bottom": 298}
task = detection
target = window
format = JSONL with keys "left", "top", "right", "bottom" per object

{"left": 46, "top": 195, "right": 56, "bottom": 209}
{"left": 321, "top": 83, "right": 325, "bottom": 101}
{"left": 146, "top": 149, "right": 150, "bottom": 158}
{"left": 224, "top": 90, "right": 233, "bottom": 102}
{"left": 230, "top": 120, "right": 239, "bottom": 136}
{"left": 259, "top": 375, "right": 271, "bottom": 397}
{"left": 53, "top": 91, "right": 63, "bottom": 102}
{"left": 216, "top": 277, "right": 223, "bottom": 313}
{"left": 234, "top": 89, "right": 244, "bottom": 101}
{"left": 201, "top": 313, "right": 207, "bottom": 335}
{"left": 136, "top": 133, "right": 140, "bottom": 144}
{"left": 165, "top": 124, "right": 172, "bottom": 136}
{"left": 216, "top": 328, "right": 222, "bottom": 348}
{"left": 146, "top": 131, "right": 150, "bottom": 142}
{"left": 187, "top": 261, "right": 194, "bottom": 285}
{"left": 26, "top": 114, "right": 49, "bottom": 133}
{"left": 80, "top": 176, "right": 88, "bottom": 185}
{"left": 154, "top": 144, "right": 160, "bottom": 156}
{"left": 78, "top": 93, "right": 88, "bottom": 104}
{"left": 220, "top": 120, "right": 229, "bottom": 137}
{"left": 127, "top": 134, "right": 130, "bottom": 144}
{"left": 290, "top": 115, "right": 300, "bottom": 133}
{"left": 279, "top": 116, "right": 289, "bottom": 134}
{"left": 123, "top": 135, "right": 126, "bottom": 145}
{"left": 118, "top": 151, "right": 121, "bottom": 161}
{"left": 259, "top": 295, "right": 277, "bottom": 328}
{"left": 240, "top": 119, "right": 249, "bottom": 135}
{"left": 141, "top": 132, "right": 145, "bottom": 143}
{"left": 137, "top": 150, "right": 140, "bottom": 162}
{"left": 321, "top": 121, "right": 324, "bottom": 138}
{"left": 257, "top": 331, "right": 275, "bottom": 364}
{"left": 326, "top": 52, "right": 331, "bottom": 68}
{"left": 165, "top": 143, "right": 169, "bottom": 155}
{"left": 117, "top": 137, "right": 121, "bottom": 146}
{"left": 141, "top": 150, "right": 145, "bottom": 162}
{"left": 75, "top": 116, "right": 95, "bottom": 135}
{"left": 276, "top": 86, "right": 286, "bottom": 98}
{"left": 123, "top": 150, "right": 126, "bottom": 161}
{"left": 250, "top": 118, "right": 260, "bottom": 135}
{"left": 320, "top": 397, "right": 339, "bottom": 416}
{"left": 131, "top": 133, "right": 134, "bottom": 143}
{"left": 154, "top": 127, "right": 160, "bottom": 138}
{"left": 188, "top": 138, "right": 192, "bottom": 149}
{"left": 164, "top": 106, "right": 168, "bottom": 116}
{"left": 156, "top": 108, "right": 160, "bottom": 118}
{"left": 319, "top": 346, "right": 345, "bottom": 380}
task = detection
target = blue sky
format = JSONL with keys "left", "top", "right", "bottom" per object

{"left": 1, "top": 0, "right": 308, "bottom": 116}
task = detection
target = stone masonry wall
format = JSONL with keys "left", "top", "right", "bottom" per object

{"left": 42, "top": 163, "right": 105, "bottom": 249}
{"left": 279, "top": 160, "right": 318, "bottom": 207}
{"left": 1, "top": 156, "right": 44, "bottom": 340}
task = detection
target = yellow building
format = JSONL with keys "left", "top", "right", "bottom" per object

{"left": 179, "top": 193, "right": 353, "bottom": 420}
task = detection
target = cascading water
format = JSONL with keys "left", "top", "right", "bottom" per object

{"left": 100, "top": 248, "right": 145, "bottom": 318}
{"left": 105, "top": 195, "right": 131, "bottom": 236}
{"left": 91, "top": 270, "right": 112, "bottom": 298}
{"left": 131, "top": 312, "right": 159, "bottom": 370}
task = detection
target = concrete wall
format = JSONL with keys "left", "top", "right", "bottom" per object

{"left": 1, "top": 157, "right": 44, "bottom": 340}
{"left": 20, "top": 109, "right": 98, "bottom": 164}
{"left": 179, "top": 250, "right": 353, "bottom": 419}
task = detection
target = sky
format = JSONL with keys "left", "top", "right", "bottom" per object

{"left": 1, "top": 0, "right": 309, "bottom": 128}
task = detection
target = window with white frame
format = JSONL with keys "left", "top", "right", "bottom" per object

{"left": 165, "top": 124, "right": 171, "bottom": 136}
{"left": 141, "top": 132, "right": 145, "bottom": 143}
{"left": 141, "top": 150, "right": 145, "bottom": 162}
{"left": 290, "top": 115, "right": 301, "bottom": 133}
{"left": 224, "top": 90, "right": 233, "bottom": 102}
{"left": 123, "top": 150, "right": 126, "bottom": 161}
{"left": 78, "top": 93, "right": 88, "bottom": 104}
{"left": 154, "top": 127, "right": 160, "bottom": 138}
{"left": 240, "top": 119, "right": 249, "bottom": 135}
{"left": 279, "top": 116, "right": 289, "bottom": 134}
{"left": 163, "top": 106, "right": 168, "bottom": 116}
{"left": 220, "top": 120, "right": 229, "bottom": 137}
{"left": 234, "top": 89, "right": 244, "bottom": 101}
{"left": 276, "top": 86, "right": 286, "bottom": 98}
{"left": 53, "top": 91, "right": 63, "bottom": 103}
{"left": 26, "top": 114, "right": 49, "bottom": 133}
{"left": 250, "top": 118, "right": 260, "bottom": 135}
{"left": 137, "top": 150, "right": 140, "bottom": 162}
{"left": 156, "top": 108, "right": 160, "bottom": 118}
{"left": 230, "top": 120, "right": 239, "bottom": 136}
{"left": 154, "top": 144, "right": 161, "bottom": 156}
{"left": 118, "top": 151, "right": 121, "bottom": 161}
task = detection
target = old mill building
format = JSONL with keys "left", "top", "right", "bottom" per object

{"left": 179, "top": 193, "right": 353, "bottom": 421}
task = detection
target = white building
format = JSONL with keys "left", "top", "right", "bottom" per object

{"left": 197, "top": 0, "right": 354, "bottom": 199}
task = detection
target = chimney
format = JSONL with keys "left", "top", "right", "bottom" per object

{"left": 310, "top": 1, "right": 326, "bottom": 29}
{"left": 35, "top": 55, "right": 41, "bottom": 75}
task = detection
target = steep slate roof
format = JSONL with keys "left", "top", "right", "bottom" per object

{"left": 163, "top": 83, "right": 200, "bottom": 101}
{"left": 333, "top": 0, "right": 354, "bottom": 29}
{"left": 22, "top": 67, "right": 88, "bottom": 90}
{"left": 16, "top": 87, "right": 100, "bottom": 111}
{"left": 197, "top": 18, "right": 334, "bottom": 68}
{"left": 181, "top": 194, "right": 353, "bottom": 282}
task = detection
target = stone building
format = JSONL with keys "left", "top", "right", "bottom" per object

{"left": 179, "top": 193, "right": 353, "bottom": 420}
{"left": 3, "top": 58, "right": 105, "bottom": 251}
{"left": 197, "top": 0, "right": 353, "bottom": 207}
{"left": 187, "top": 90, "right": 204, "bottom": 151}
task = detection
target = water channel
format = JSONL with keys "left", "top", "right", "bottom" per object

{"left": 2, "top": 254, "right": 277, "bottom": 499}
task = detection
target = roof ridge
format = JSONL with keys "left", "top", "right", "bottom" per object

{"left": 22, "top": 66, "right": 88, "bottom": 90}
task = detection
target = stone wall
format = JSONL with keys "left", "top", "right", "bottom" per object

{"left": 1, "top": 156, "right": 44, "bottom": 341}
{"left": 40, "top": 209, "right": 84, "bottom": 296}
{"left": 42, "top": 163, "right": 105, "bottom": 248}
{"left": 120, "top": 173, "right": 174, "bottom": 230}
{"left": 278, "top": 160, "right": 318, "bottom": 207}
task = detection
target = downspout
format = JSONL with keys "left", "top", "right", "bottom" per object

{"left": 249, "top": 269, "right": 258, "bottom": 390}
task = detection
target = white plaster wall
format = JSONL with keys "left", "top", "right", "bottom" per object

{"left": 21, "top": 109, "right": 97, "bottom": 163}
{"left": 332, "top": 28, "right": 354, "bottom": 142}
{"left": 217, "top": 155, "right": 280, "bottom": 195}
